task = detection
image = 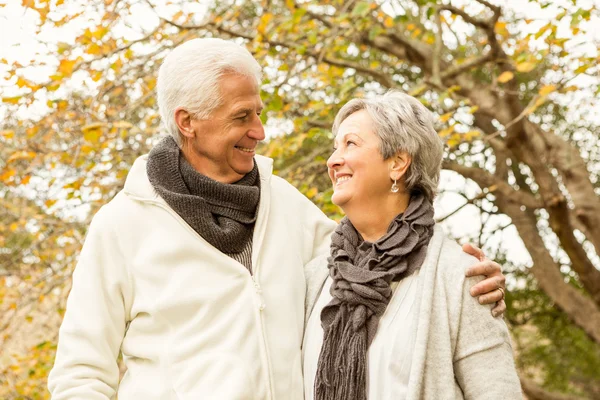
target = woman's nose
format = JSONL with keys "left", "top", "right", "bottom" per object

{"left": 327, "top": 149, "right": 343, "bottom": 169}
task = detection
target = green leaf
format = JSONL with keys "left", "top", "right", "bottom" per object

{"left": 369, "top": 26, "right": 384, "bottom": 40}
{"left": 351, "top": 2, "right": 370, "bottom": 17}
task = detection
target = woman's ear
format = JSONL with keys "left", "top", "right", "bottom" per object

{"left": 174, "top": 108, "right": 195, "bottom": 140}
{"left": 389, "top": 151, "right": 412, "bottom": 181}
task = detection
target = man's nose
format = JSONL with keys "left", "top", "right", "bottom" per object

{"left": 248, "top": 116, "right": 266, "bottom": 141}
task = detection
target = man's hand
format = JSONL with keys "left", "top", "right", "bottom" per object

{"left": 462, "top": 243, "right": 506, "bottom": 318}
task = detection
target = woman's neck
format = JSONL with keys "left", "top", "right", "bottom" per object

{"left": 343, "top": 193, "right": 410, "bottom": 242}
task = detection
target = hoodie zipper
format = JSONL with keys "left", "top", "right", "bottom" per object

{"left": 125, "top": 193, "right": 276, "bottom": 399}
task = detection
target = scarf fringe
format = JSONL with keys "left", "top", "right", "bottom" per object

{"left": 315, "top": 305, "right": 367, "bottom": 400}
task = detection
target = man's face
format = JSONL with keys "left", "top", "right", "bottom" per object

{"left": 182, "top": 73, "right": 265, "bottom": 183}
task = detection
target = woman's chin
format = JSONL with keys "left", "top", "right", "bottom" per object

{"left": 331, "top": 192, "right": 349, "bottom": 208}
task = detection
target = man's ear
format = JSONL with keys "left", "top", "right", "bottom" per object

{"left": 174, "top": 108, "right": 195, "bottom": 140}
{"left": 389, "top": 151, "right": 411, "bottom": 181}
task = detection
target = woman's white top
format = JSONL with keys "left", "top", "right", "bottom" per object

{"left": 303, "top": 271, "right": 421, "bottom": 400}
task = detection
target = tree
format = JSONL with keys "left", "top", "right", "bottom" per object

{"left": 1, "top": 0, "right": 599, "bottom": 397}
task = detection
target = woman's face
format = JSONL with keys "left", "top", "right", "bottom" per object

{"left": 327, "top": 110, "right": 394, "bottom": 209}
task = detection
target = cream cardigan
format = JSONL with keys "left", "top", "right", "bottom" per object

{"left": 302, "top": 225, "right": 522, "bottom": 399}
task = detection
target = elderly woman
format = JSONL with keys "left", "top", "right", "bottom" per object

{"left": 303, "top": 91, "right": 522, "bottom": 399}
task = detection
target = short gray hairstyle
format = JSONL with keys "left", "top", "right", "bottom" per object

{"left": 332, "top": 91, "right": 444, "bottom": 202}
{"left": 157, "top": 38, "right": 262, "bottom": 146}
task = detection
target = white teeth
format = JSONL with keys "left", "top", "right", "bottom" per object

{"left": 236, "top": 146, "right": 254, "bottom": 153}
{"left": 336, "top": 176, "right": 351, "bottom": 185}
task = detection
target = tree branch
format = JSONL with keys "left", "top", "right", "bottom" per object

{"left": 439, "top": 5, "right": 490, "bottom": 29}
{"left": 443, "top": 160, "right": 543, "bottom": 209}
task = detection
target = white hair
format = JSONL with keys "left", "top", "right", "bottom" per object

{"left": 157, "top": 38, "right": 262, "bottom": 146}
{"left": 332, "top": 91, "right": 444, "bottom": 202}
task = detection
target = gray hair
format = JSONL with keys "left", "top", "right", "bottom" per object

{"left": 332, "top": 91, "right": 444, "bottom": 202}
{"left": 157, "top": 38, "right": 262, "bottom": 146}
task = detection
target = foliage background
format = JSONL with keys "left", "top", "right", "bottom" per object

{"left": 1, "top": 0, "right": 600, "bottom": 398}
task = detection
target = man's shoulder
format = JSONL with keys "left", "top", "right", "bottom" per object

{"left": 90, "top": 190, "right": 141, "bottom": 228}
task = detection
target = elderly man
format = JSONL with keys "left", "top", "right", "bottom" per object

{"left": 48, "top": 38, "right": 507, "bottom": 399}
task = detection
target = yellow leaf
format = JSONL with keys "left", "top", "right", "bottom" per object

{"left": 468, "top": 106, "right": 479, "bottom": 114}
{"left": 0, "top": 130, "right": 15, "bottom": 139}
{"left": 58, "top": 59, "right": 77, "bottom": 77}
{"left": 494, "top": 21, "right": 507, "bottom": 34}
{"left": 384, "top": 17, "right": 394, "bottom": 28}
{"left": 86, "top": 42, "right": 102, "bottom": 55}
{"left": 306, "top": 187, "right": 318, "bottom": 198}
{"left": 82, "top": 123, "right": 105, "bottom": 143}
{"left": 112, "top": 121, "right": 133, "bottom": 129}
{"left": 45, "top": 199, "right": 57, "bottom": 208}
{"left": 21, "top": 175, "right": 31, "bottom": 185}
{"left": 258, "top": 13, "right": 273, "bottom": 35}
{"left": 91, "top": 70, "right": 103, "bottom": 82}
{"left": 516, "top": 62, "right": 535, "bottom": 73}
{"left": 407, "top": 23, "right": 416, "bottom": 31}
{"left": 534, "top": 96, "right": 547, "bottom": 108}
{"left": 409, "top": 84, "right": 426, "bottom": 96}
{"left": 439, "top": 112, "right": 453, "bottom": 123}
{"left": 2, "top": 96, "right": 21, "bottom": 104}
{"left": 7, "top": 151, "right": 36, "bottom": 163}
{"left": 92, "top": 26, "right": 108, "bottom": 40}
{"left": 10, "top": 222, "right": 19, "bottom": 232}
{"left": 464, "top": 130, "right": 480, "bottom": 141}
{"left": 538, "top": 84, "right": 556, "bottom": 96}
{"left": 497, "top": 71, "right": 514, "bottom": 83}
{"left": 438, "top": 125, "right": 455, "bottom": 138}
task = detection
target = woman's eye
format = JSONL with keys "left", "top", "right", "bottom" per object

{"left": 346, "top": 140, "right": 356, "bottom": 146}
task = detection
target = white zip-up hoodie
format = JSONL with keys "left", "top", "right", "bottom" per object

{"left": 48, "top": 154, "right": 336, "bottom": 400}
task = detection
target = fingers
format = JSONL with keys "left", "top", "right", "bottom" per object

{"left": 462, "top": 243, "right": 485, "bottom": 261}
{"left": 476, "top": 286, "right": 504, "bottom": 304}
{"left": 465, "top": 259, "right": 502, "bottom": 278}
{"left": 470, "top": 272, "right": 506, "bottom": 297}
{"left": 491, "top": 299, "right": 506, "bottom": 318}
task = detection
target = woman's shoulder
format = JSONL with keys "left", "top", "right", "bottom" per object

{"left": 428, "top": 226, "right": 481, "bottom": 288}
{"left": 439, "top": 236, "right": 479, "bottom": 272}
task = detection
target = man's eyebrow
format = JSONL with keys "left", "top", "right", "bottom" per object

{"left": 231, "top": 105, "right": 263, "bottom": 116}
{"left": 231, "top": 107, "right": 253, "bottom": 116}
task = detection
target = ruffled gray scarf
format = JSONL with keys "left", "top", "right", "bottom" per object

{"left": 315, "top": 194, "right": 435, "bottom": 400}
{"left": 146, "top": 136, "right": 260, "bottom": 264}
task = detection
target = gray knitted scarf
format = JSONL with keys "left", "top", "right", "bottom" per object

{"left": 146, "top": 136, "right": 260, "bottom": 263}
{"left": 314, "top": 194, "right": 435, "bottom": 400}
